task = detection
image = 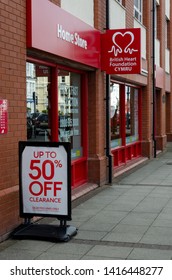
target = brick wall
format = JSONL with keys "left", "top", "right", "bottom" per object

{"left": 94, "top": 0, "right": 106, "bottom": 31}
{"left": 0, "top": 0, "right": 26, "bottom": 239}
{"left": 157, "top": 0, "right": 166, "bottom": 148}
{"left": 167, "top": 0, "right": 172, "bottom": 140}
{"left": 88, "top": 0, "right": 107, "bottom": 185}
{"left": 125, "top": 0, "right": 134, "bottom": 28}
{"left": 141, "top": 0, "right": 153, "bottom": 157}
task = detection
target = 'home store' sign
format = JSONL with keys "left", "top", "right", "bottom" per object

{"left": 57, "top": 24, "right": 88, "bottom": 50}
{"left": 27, "top": 0, "right": 100, "bottom": 68}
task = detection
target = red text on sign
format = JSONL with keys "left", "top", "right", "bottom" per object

{"left": 29, "top": 181, "right": 62, "bottom": 196}
{"left": 29, "top": 159, "right": 55, "bottom": 180}
{"left": 33, "top": 151, "right": 57, "bottom": 158}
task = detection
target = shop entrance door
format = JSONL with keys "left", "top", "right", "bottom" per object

{"left": 26, "top": 62, "right": 88, "bottom": 188}
{"left": 57, "top": 68, "right": 88, "bottom": 188}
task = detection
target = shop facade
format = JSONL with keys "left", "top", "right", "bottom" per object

{"left": 1, "top": 0, "right": 172, "bottom": 241}
{"left": 108, "top": 0, "right": 172, "bottom": 172}
{"left": 25, "top": 0, "right": 146, "bottom": 193}
{"left": 0, "top": 0, "right": 107, "bottom": 240}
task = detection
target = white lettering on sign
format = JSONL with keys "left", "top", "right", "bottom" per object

{"left": 57, "top": 24, "right": 87, "bottom": 49}
{"left": 109, "top": 57, "right": 137, "bottom": 73}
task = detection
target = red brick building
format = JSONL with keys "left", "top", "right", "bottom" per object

{"left": 0, "top": 0, "right": 172, "bottom": 241}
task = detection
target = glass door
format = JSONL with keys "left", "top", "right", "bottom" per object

{"left": 58, "top": 69, "right": 83, "bottom": 160}
{"left": 26, "top": 62, "right": 51, "bottom": 142}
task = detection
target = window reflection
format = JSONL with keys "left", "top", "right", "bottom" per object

{"left": 110, "top": 82, "right": 121, "bottom": 148}
{"left": 110, "top": 82, "right": 139, "bottom": 149}
{"left": 26, "top": 62, "right": 50, "bottom": 142}
{"left": 58, "top": 70, "right": 82, "bottom": 159}
{"left": 125, "top": 86, "right": 139, "bottom": 143}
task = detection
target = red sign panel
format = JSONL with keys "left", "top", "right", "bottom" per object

{"left": 27, "top": 0, "right": 100, "bottom": 68}
{"left": 0, "top": 99, "right": 8, "bottom": 134}
{"left": 101, "top": 28, "right": 141, "bottom": 74}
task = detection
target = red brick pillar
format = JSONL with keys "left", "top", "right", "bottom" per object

{"left": 155, "top": 0, "right": 167, "bottom": 151}
{"left": 166, "top": 0, "right": 172, "bottom": 141}
{"left": 141, "top": 0, "right": 153, "bottom": 157}
{"left": 0, "top": 0, "right": 26, "bottom": 239}
{"left": 87, "top": 0, "right": 108, "bottom": 185}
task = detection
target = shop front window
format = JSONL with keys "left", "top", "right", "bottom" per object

{"left": 125, "top": 86, "right": 139, "bottom": 143}
{"left": 58, "top": 70, "right": 82, "bottom": 160}
{"left": 26, "top": 62, "right": 50, "bottom": 142}
{"left": 110, "top": 82, "right": 121, "bottom": 148}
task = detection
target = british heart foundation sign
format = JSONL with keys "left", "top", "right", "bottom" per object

{"left": 101, "top": 28, "right": 141, "bottom": 74}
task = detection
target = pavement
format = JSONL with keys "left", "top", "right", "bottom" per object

{"left": 1, "top": 147, "right": 172, "bottom": 260}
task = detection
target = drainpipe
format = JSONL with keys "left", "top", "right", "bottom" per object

{"left": 106, "top": 0, "right": 112, "bottom": 183}
{"left": 152, "top": 0, "right": 156, "bottom": 158}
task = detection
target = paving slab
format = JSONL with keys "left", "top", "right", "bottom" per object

{"left": 120, "top": 212, "right": 158, "bottom": 226}
{"left": 132, "top": 197, "right": 169, "bottom": 213}
{"left": 73, "top": 230, "right": 108, "bottom": 241}
{"left": 84, "top": 245, "right": 133, "bottom": 259}
{"left": 0, "top": 248, "right": 41, "bottom": 260}
{"left": 102, "top": 224, "right": 149, "bottom": 243}
{"left": 127, "top": 248, "right": 172, "bottom": 260}
{"left": 139, "top": 226, "right": 172, "bottom": 246}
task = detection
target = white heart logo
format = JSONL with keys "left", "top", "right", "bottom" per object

{"left": 108, "top": 31, "right": 138, "bottom": 56}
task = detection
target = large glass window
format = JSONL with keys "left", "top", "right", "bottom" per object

{"left": 26, "top": 62, "right": 50, "bottom": 142}
{"left": 26, "top": 63, "right": 83, "bottom": 160}
{"left": 110, "top": 82, "right": 121, "bottom": 148}
{"left": 125, "top": 86, "right": 139, "bottom": 144}
{"left": 110, "top": 82, "right": 140, "bottom": 148}
{"left": 134, "top": 0, "right": 142, "bottom": 22}
{"left": 58, "top": 70, "right": 82, "bottom": 160}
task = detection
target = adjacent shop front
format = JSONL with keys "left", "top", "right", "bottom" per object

{"left": 110, "top": 81, "right": 142, "bottom": 168}
{"left": 101, "top": 28, "right": 142, "bottom": 170}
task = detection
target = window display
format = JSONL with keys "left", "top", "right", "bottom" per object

{"left": 110, "top": 83, "right": 121, "bottom": 148}
{"left": 26, "top": 64, "right": 83, "bottom": 160}
{"left": 110, "top": 81, "right": 141, "bottom": 167}
{"left": 125, "top": 86, "right": 139, "bottom": 144}
{"left": 26, "top": 62, "right": 50, "bottom": 142}
{"left": 110, "top": 81, "right": 140, "bottom": 148}
{"left": 58, "top": 70, "right": 82, "bottom": 159}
